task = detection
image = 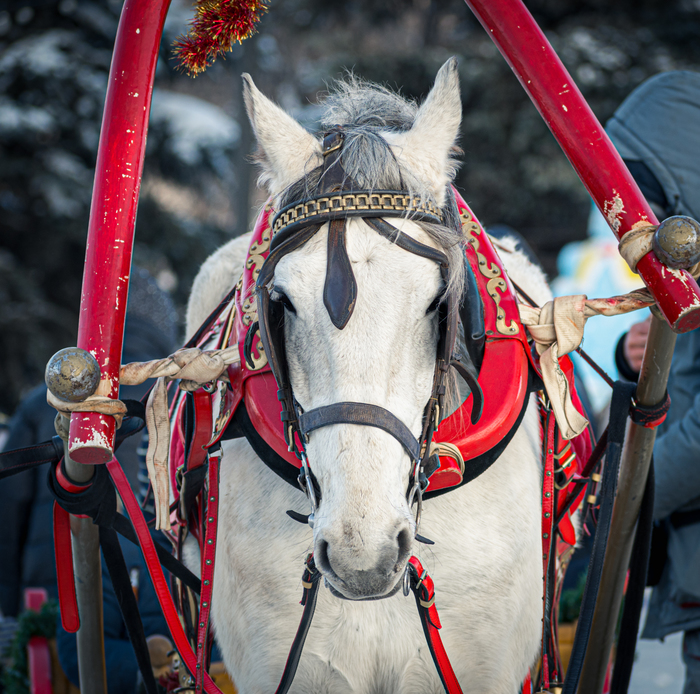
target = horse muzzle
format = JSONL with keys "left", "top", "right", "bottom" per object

{"left": 313, "top": 522, "right": 413, "bottom": 600}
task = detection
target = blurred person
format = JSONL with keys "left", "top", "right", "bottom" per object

{"left": 610, "top": 71, "right": 700, "bottom": 694}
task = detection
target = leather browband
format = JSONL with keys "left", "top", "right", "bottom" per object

{"left": 298, "top": 402, "right": 421, "bottom": 462}
{"left": 271, "top": 191, "right": 444, "bottom": 240}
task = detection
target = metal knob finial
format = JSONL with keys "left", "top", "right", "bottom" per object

{"left": 653, "top": 216, "right": 700, "bottom": 270}
{"left": 45, "top": 347, "right": 101, "bottom": 403}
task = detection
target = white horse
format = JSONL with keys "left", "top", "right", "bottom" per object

{"left": 186, "top": 58, "right": 553, "bottom": 694}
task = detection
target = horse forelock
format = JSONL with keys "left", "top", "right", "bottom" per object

{"left": 278, "top": 76, "right": 466, "bottom": 311}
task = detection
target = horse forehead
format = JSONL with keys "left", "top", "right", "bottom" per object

{"left": 276, "top": 218, "right": 442, "bottom": 292}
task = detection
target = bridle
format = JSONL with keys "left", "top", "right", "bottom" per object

{"left": 253, "top": 127, "right": 485, "bottom": 532}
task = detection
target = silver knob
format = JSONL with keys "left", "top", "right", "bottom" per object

{"left": 653, "top": 215, "right": 700, "bottom": 270}
{"left": 45, "top": 347, "right": 101, "bottom": 403}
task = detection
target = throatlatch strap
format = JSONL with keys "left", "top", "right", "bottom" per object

{"left": 562, "top": 381, "right": 636, "bottom": 694}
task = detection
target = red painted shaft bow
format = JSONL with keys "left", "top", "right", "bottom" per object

{"left": 465, "top": 0, "right": 700, "bottom": 333}
{"left": 68, "top": 0, "right": 172, "bottom": 464}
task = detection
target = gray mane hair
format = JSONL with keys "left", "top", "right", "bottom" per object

{"left": 280, "top": 75, "right": 467, "bottom": 306}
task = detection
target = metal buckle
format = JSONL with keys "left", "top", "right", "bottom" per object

{"left": 402, "top": 566, "right": 411, "bottom": 597}
{"left": 300, "top": 451, "right": 318, "bottom": 519}
{"left": 408, "top": 482, "right": 423, "bottom": 534}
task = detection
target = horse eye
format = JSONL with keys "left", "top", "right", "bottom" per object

{"left": 426, "top": 294, "right": 442, "bottom": 314}
{"left": 271, "top": 288, "right": 296, "bottom": 315}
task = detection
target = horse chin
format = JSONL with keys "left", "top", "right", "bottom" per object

{"left": 323, "top": 570, "right": 405, "bottom": 601}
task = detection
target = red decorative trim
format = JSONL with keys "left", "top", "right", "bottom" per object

{"left": 186, "top": 389, "right": 214, "bottom": 471}
{"left": 195, "top": 451, "right": 220, "bottom": 690}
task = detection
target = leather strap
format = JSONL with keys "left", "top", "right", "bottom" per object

{"left": 539, "top": 410, "right": 557, "bottom": 690}
{"left": 610, "top": 460, "right": 655, "bottom": 694}
{"left": 364, "top": 218, "right": 450, "bottom": 270}
{"left": 562, "top": 381, "right": 636, "bottom": 694}
{"left": 53, "top": 502, "right": 80, "bottom": 633}
{"left": 99, "top": 524, "right": 158, "bottom": 694}
{"left": 271, "top": 192, "right": 444, "bottom": 239}
{"left": 408, "top": 556, "right": 463, "bottom": 694}
{"left": 0, "top": 437, "right": 63, "bottom": 480}
{"left": 196, "top": 449, "right": 220, "bottom": 690}
{"left": 629, "top": 391, "right": 671, "bottom": 429}
{"left": 323, "top": 218, "right": 357, "bottom": 329}
{"left": 299, "top": 402, "right": 421, "bottom": 462}
{"left": 106, "top": 458, "right": 224, "bottom": 694}
{"left": 273, "top": 556, "right": 322, "bottom": 694}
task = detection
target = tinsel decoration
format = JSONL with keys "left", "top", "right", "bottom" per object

{"left": 173, "top": 0, "right": 268, "bottom": 76}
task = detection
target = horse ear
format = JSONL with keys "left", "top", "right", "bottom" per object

{"left": 242, "top": 73, "right": 322, "bottom": 197}
{"left": 386, "top": 58, "right": 462, "bottom": 206}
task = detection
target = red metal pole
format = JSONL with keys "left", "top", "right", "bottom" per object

{"left": 68, "top": 0, "right": 172, "bottom": 464}
{"left": 465, "top": 0, "right": 700, "bottom": 333}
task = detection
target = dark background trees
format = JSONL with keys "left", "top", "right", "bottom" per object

{"left": 2, "top": 0, "right": 700, "bottom": 415}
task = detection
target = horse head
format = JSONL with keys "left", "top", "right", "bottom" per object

{"left": 245, "top": 59, "right": 467, "bottom": 600}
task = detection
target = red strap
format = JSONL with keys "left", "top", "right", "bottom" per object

{"left": 541, "top": 411, "right": 556, "bottom": 576}
{"left": 196, "top": 450, "right": 220, "bottom": 690}
{"left": 53, "top": 502, "right": 80, "bottom": 633}
{"left": 187, "top": 389, "right": 214, "bottom": 471}
{"left": 408, "top": 557, "right": 462, "bottom": 694}
{"left": 106, "top": 458, "right": 225, "bottom": 694}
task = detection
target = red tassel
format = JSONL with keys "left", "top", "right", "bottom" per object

{"left": 174, "top": 0, "right": 268, "bottom": 76}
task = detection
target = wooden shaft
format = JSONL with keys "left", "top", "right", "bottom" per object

{"left": 576, "top": 316, "right": 677, "bottom": 693}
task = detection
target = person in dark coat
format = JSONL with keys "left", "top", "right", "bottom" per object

{"left": 612, "top": 71, "right": 700, "bottom": 694}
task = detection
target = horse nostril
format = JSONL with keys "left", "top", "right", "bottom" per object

{"left": 396, "top": 527, "right": 412, "bottom": 565}
{"left": 315, "top": 537, "right": 332, "bottom": 574}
